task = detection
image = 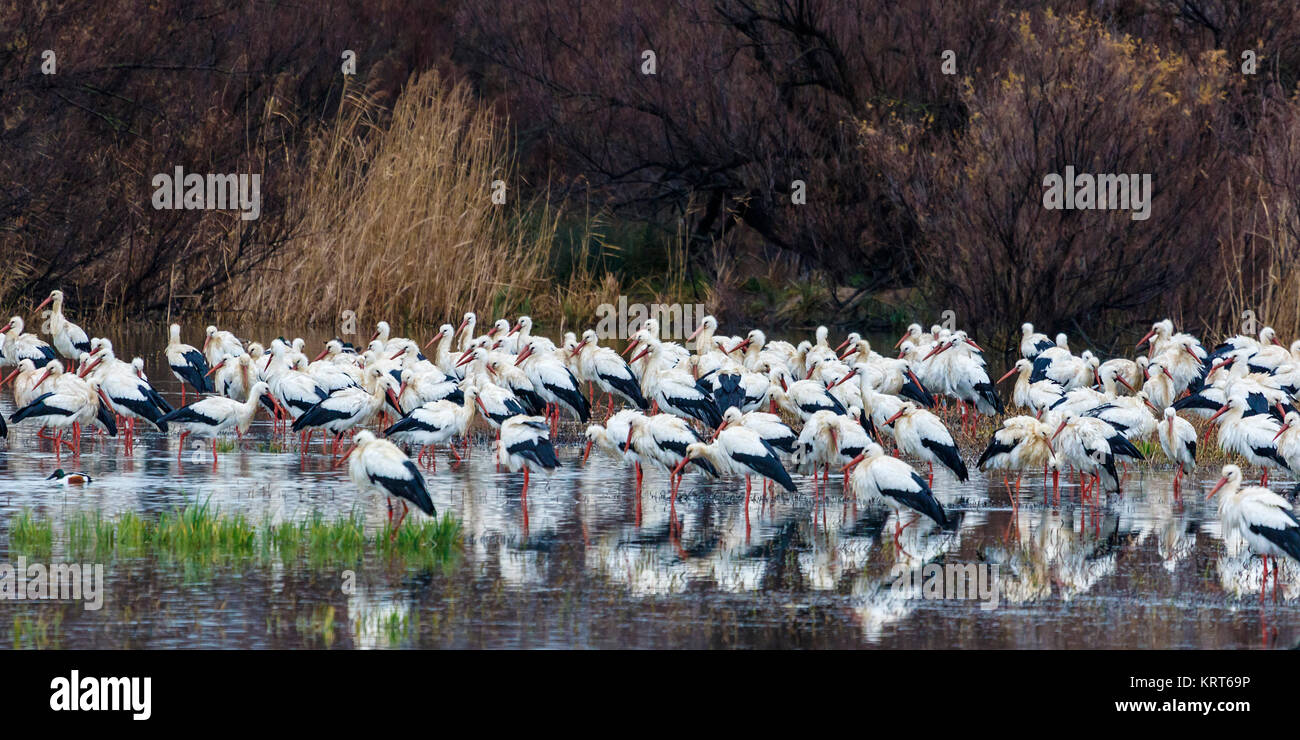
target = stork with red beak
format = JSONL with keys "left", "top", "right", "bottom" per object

{"left": 343, "top": 430, "right": 436, "bottom": 539}
{"left": 1208, "top": 464, "right": 1300, "bottom": 602}
{"left": 843, "top": 443, "right": 953, "bottom": 552}
{"left": 35, "top": 290, "right": 91, "bottom": 360}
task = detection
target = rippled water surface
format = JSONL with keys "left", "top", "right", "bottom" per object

{"left": 1, "top": 324, "right": 1297, "bottom": 648}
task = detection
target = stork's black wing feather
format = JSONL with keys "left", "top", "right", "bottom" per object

{"left": 158, "top": 403, "right": 221, "bottom": 427}
{"left": 731, "top": 446, "right": 795, "bottom": 492}
{"left": 1108, "top": 434, "right": 1145, "bottom": 461}
{"left": 177, "top": 349, "right": 212, "bottom": 392}
{"left": 370, "top": 460, "right": 435, "bottom": 516}
{"left": 900, "top": 375, "right": 934, "bottom": 407}
{"left": 976, "top": 435, "right": 1015, "bottom": 470}
{"left": 507, "top": 436, "right": 560, "bottom": 469}
{"left": 1248, "top": 508, "right": 1300, "bottom": 562}
{"left": 10, "top": 393, "right": 68, "bottom": 423}
{"left": 880, "top": 472, "right": 950, "bottom": 529}
{"left": 922, "top": 437, "right": 968, "bottom": 481}
{"left": 600, "top": 367, "right": 649, "bottom": 410}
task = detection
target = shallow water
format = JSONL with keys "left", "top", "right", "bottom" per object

{"left": 1, "top": 324, "right": 1297, "bottom": 649}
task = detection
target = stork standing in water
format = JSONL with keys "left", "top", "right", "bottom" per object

{"left": 672, "top": 425, "right": 794, "bottom": 514}
{"left": 343, "top": 430, "right": 435, "bottom": 539}
{"left": 1206, "top": 397, "right": 1291, "bottom": 486}
{"left": 583, "top": 410, "right": 644, "bottom": 472}
{"left": 626, "top": 413, "right": 719, "bottom": 500}
{"left": 291, "top": 369, "right": 401, "bottom": 460}
{"left": 496, "top": 414, "right": 560, "bottom": 497}
{"left": 843, "top": 443, "right": 953, "bottom": 552}
{"left": 1157, "top": 407, "right": 1197, "bottom": 497}
{"left": 382, "top": 386, "right": 479, "bottom": 469}
{"left": 165, "top": 323, "right": 211, "bottom": 403}
{"left": 977, "top": 416, "right": 1057, "bottom": 506}
{"left": 883, "top": 400, "right": 968, "bottom": 484}
{"left": 158, "top": 381, "right": 284, "bottom": 464}
{"left": 1, "top": 316, "right": 57, "bottom": 367}
{"left": 83, "top": 352, "right": 170, "bottom": 454}
{"left": 790, "top": 410, "right": 866, "bottom": 492}
{"left": 572, "top": 329, "right": 649, "bottom": 415}
{"left": 1209, "top": 464, "right": 1300, "bottom": 602}
{"left": 34, "top": 290, "right": 91, "bottom": 360}
{"left": 632, "top": 342, "right": 722, "bottom": 428}
{"left": 10, "top": 376, "right": 116, "bottom": 458}
{"left": 515, "top": 340, "right": 591, "bottom": 431}
{"left": 1047, "top": 411, "right": 1123, "bottom": 497}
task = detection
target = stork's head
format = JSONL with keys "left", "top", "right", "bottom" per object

{"left": 36, "top": 289, "right": 63, "bottom": 313}
{"left": 1021, "top": 322, "right": 1034, "bottom": 336}
{"left": 1208, "top": 464, "right": 1243, "bottom": 499}
{"left": 721, "top": 407, "right": 743, "bottom": 427}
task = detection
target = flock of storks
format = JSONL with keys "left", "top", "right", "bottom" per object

{"left": 2, "top": 290, "right": 1299, "bottom": 588}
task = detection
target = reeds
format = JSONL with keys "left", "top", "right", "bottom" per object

{"left": 1218, "top": 187, "right": 1300, "bottom": 340}
{"left": 223, "top": 72, "right": 579, "bottom": 328}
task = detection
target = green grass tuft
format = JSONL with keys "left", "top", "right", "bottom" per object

{"left": 5, "top": 503, "right": 461, "bottom": 570}
{"left": 10, "top": 511, "right": 53, "bottom": 558}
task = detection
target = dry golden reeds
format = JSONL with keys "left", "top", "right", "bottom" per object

{"left": 224, "top": 72, "right": 570, "bottom": 329}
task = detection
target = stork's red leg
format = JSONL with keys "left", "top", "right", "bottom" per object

{"left": 1261, "top": 556, "right": 1269, "bottom": 602}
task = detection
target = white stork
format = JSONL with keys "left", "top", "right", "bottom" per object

{"left": 202, "top": 325, "right": 245, "bottom": 369}
{"left": 34, "top": 290, "right": 91, "bottom": 360}
{"left": 766, "top": 370, "right": 845, "bottom": 421}
{"left": 633, "top": 343, "right": 722, "bottom": 428}
{"left": 976, "top": 416, "right": 1057, "bottom": 503}
{"left": 583, "top": 410, "right": 645, "bottom": 479}
{"left": 86, "top": 354, "right": 171, "bottom": 452}
{"left": 516, "top": 340, "right": 591, "bottom": 427}
{"left": 673, "top": 426, "right": 795, "bottom": 509}
{"left": 1209, "top": 464, "right": 1300, "bottom": 602}
{"left": 1019, "top": 323, "right": 1054, "bottom": 360}
{"left": 843, "top": 443, "right": 953, "bottom": 550}
{"left": 383, "top": 386, "right": 478, "bottom": 468}
{"left": 1207, "top": 397, "right": 1291, "bottom": 486}
{"left": 1158, "top": 407, "right": 1197, "bottom": 495}
{"left": 626, "top": 412, "right": 719, "bottom": 500}
{"left": 1, "top": 316, "right": 57, "bottom": 367}
{"left": 165, "top": 323, "right": 211, "bottom": 402}
{"left": 290, "top": 369, "right": 399, "bottom": 458}
{"left": 344, "top": 430, "right": 436, "bottom": 537}
{"left": 495, "top": 415, "right": 561, "bottom": 496}
{"left": 158, "top": 381, "right": 283, "bottom": 463}
{"left": 884, "top": 400, "right": 968, "bottom": 482}
{"left": 11, "top": 373, "right": 116, "bottom": 450}
{"left": 572, "top": 329, "right": 650, "bottom": 415}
